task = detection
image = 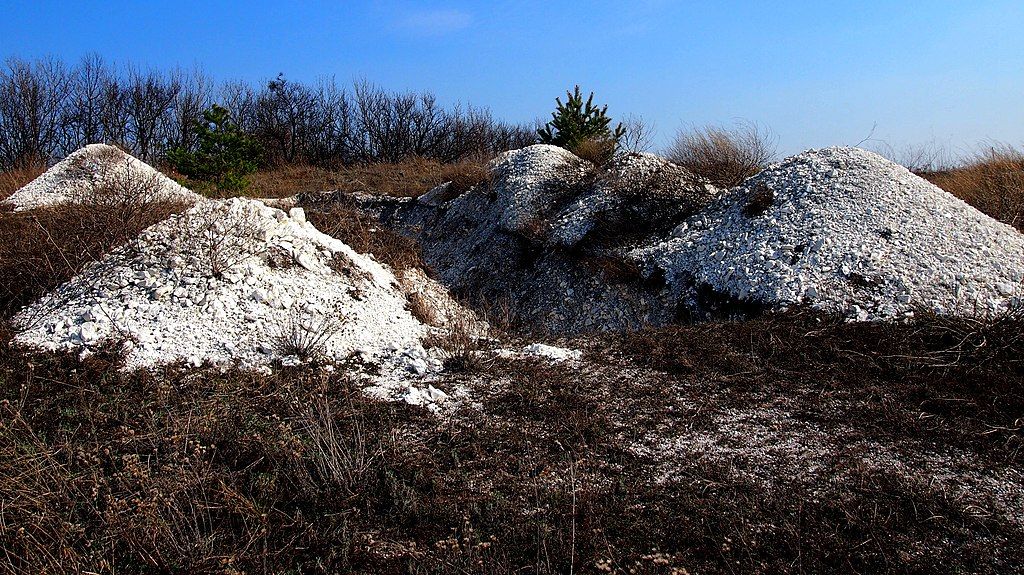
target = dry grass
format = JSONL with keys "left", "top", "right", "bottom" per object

{"left": 2, "top": 306, "right": 1024, "bottom": 573}
{"left": 246, "top": 158, "right": 490, "bottom": 199}
{"left": 0, "top": 166, "right": 44, "bottom": 203}
{"left": 923, "top": 145, "right": 1024, "bottom": 231}
{"left": 570, "top": 137, "right": 617, "bottom": 167}
{"left": 666, "top": 121, "right": 776, "bottom": 188}
{"left": 301, "top": 196, "right": 427, "bottom": 272}
{"left": 0, "top": 201, "right": 189, "bottom": 318}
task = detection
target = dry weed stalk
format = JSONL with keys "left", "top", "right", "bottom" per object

{"left": 270, "top": 309, "right": 346, "bottom": 361}
{"left": 302, "top": 394, "right": 389, "bottom": 494}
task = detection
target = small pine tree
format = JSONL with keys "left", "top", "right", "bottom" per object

{"left": 537, "top": 86, "right": 626, "bottom": 160}
{"left": 167, "top": 104, "right": 261, "bottom": 194}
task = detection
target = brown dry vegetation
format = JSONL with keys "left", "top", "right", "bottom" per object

{"left": 0, "top": 166, "right": 43, "bottom": 203}
{"left": 301, "top": 196, "right": 427, "bottom": 272}
{"left": 244, "top": 158, "right": 489, "bottom": 199}
{"left": 923, "top": 146, "right": 1024, "bottom": 231}
{"left": 0, "top": 201, "right": 188, "bottom": 317}
{"left": 2, "top": 308, "right": 1023, "bottom": 574}
{"left": 665, "top": 122, "right": 776, "bottom": 188}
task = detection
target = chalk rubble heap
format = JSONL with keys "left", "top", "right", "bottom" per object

{"left": 14, "top": 197, "right": 441, "bottom": 376}
{"left": 635, "top": 146, "right": 1024, "bottom": 319}
{"left": 4, "top": 143, "right": 201, "bottom": 211}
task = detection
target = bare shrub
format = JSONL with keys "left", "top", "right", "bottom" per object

{"left": 301, "top": 394, "right": 389, "bottom": 494}
{"left": 81, "top": 146, "right": 187, "bottom": 230}
{"left": 270, "top": 309, "right": 345, "bottom": 361}
{"left": 924, "top": 144, "right": 1024, "bottom": 230}
{"left": 174, "top": 202, "right": 266, "bottom": 278}
{"left": 0, "top": 201, "right": 186, "bottom": 318}
{"left": 869, "top": 140, "right": 953, "bottom": 174}
{"left": 424, "top": 312, "right": 486, "bottom": 372}
{"left": 665, "top": 121, "right": 776, "bottom": 188}
{"left": 619, "top": 114, "right": 655, "bottom": 153}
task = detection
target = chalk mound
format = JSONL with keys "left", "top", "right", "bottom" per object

{"left": 638, "top": 147, "right": 1024, "bottom": 319}
{"left": 4, "top": 144, "right": 201, "bottom": 211}
{"left": 488, "top": 144, "right": 594, "bottom": 236}
{"left": 14, "top": 197, "right": 438, "bottom": 374}
{"left": 356, "top": 145, "right": 719, "bottom": 333}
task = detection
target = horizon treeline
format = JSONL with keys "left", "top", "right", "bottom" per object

{"left": 0, "top": 55, "right": 538, "bottom": 171}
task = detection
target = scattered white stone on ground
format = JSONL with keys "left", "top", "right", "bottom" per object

{"left": 492, "top": 343, "right": 583, "bottom": 363}
{"left": 521, "top": 343, "right": 583, "bottom": 362}
{"left": 4, "top": 144, "right": 201, "bottom": 211}
{"left": 634, "top": 146, "right": 1024, "bottom": 320}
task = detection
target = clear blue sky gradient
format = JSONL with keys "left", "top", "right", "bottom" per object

{"left": 1, "top": 0, "right": 1022, "bottom": 156}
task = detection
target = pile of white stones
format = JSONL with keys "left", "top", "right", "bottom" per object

{"left": 4, "top": 144, "right": 200, "bottom": 211}
{"left": 635, "top": 147, "right": 1024, "bottom": 319}
{"left": 14, "top": 197, "right": 440, "bottom": 378}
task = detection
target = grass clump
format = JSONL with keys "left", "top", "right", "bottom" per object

{"left": 666, "top": 121, "right": 776, "bottom": 188}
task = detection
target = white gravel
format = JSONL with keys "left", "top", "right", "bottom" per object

{"left": 13, "top": 198, "right": 441, "bottom": 382}
{"left": 488, "top": 144, "right": 593, "bottom": 236}
{"left": 636, "top": 147, "right": 1024, "bottom": 319}
{"left": 3, "top": 144, "right": 200, "bottom": 211}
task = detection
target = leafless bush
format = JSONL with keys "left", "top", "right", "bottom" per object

{"left": 0, "top": 200, "right": 186, "bottom": 318}
{"left": 301, "top": 394, "right": 389, "bottom": 493}
{"left": 869, "top": 140, "right": 953, "bottom": 174}
{"left": 175, "top": 202, "right": 267, "bottom": 278}
{"left": 424, "top": 312, "right": 487, "bottom": 372}
{"left": 270, "top": 309, "right": 345, "bottom": 361}
{"left": 619, "top": 114, "right": 655, "bottom": 153}
{"left": 665, "top": 121, "right": 776, "bottom": 187}
{"left": 80, "top": 146, "right": 184, "bottom": 232}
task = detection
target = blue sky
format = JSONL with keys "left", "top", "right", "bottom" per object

{"left": 1, "top": 0, "right": 1022, "bottom": 156}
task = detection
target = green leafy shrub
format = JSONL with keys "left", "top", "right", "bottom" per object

{"left": 538, "top": 86, "right": 625, "bottom": 164}
{"left": 167, "top": 104, "right": 261, "bottom": 194}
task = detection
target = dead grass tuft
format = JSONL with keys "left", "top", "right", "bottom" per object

{"left": 570, "top": 137, "right": 617, "bottom": 167}
{"left": 0, "top": 166, "right": 44, "bottom": 203}
{"left": 666, "top": 121, "right": 776, "bottom": 188}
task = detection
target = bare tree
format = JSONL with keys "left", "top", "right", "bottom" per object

{"left": 166, "top": 67, "right": 214, "bottom": 153}
{"left": 65, "top": 54, "right": 111, "bottom": 152}
{"left": 124, "top": 67, "right": 180, "bottom": 161}
{"left": 0, "top": 56, "right": 539, "bottom": 170}
{"left": 0, "top": 56, "right": 73, "bottom": 168}
{"left": 620, "top": 114, "right": 655, "bottom": 153}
